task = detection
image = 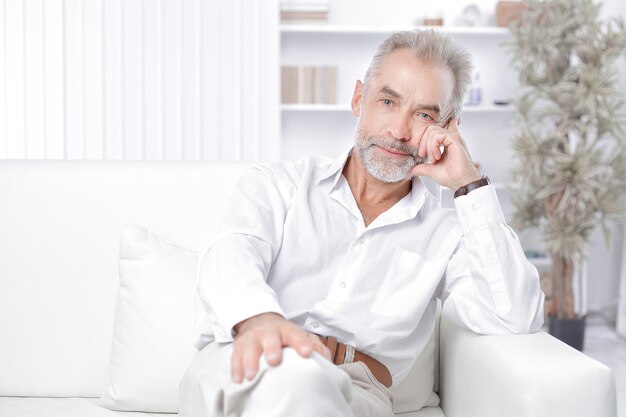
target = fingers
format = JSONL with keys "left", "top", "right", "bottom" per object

{"left": 262, "top": 332, "right": 284, "bottom": 366}
{"left": 284, "top": 330, "right": 332, "bottom": 362}
{"left": 231, "top": 333, "right": 285, "bottom": 383}
{"left": 307, "top": 333, "right": 332, "bottom": 361}
{"left": 230, "top": 346, "right": 244, "bottom": 383}
{"left": 418, "top": 128, "right": 447, "bottom": 162}
{"left": 231, "top": 319, "right": 325, "bottom": 383}
{"left": 415, "top": 124, "right": 429, "bottom": 159}
{"left": 231, "top": 336, "right": 262, "bottom": 383}
{"left": 409, "top": 160, "right": 435, "bottom": 178}
{"left": 241, "top": 339, "right": 263, "bottom": 381}
{"left": 416, "top": 121, "right": 465, "bottom": 162}
{"left": 284, "top": 328, "right": 314, "bottom": 358}
{"left": 412, "top": 120, "right": 480, "bottom": 190}
{"left": 429, "top": 134, "right": 445, "bottom": 162}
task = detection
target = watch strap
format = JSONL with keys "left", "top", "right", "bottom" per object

{"left": 454, "top": 176, "right": 490, "bottom": 198}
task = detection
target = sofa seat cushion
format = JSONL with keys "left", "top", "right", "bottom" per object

{"left": 0, "top": 397, "right": 175, "bottom": 417}
{"left": 0, "top": 397, "right": 444, "bottom": 417}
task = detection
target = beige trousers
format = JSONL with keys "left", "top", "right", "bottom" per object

{"left": 178, "top": 342, "right": 395, "bottom": 417}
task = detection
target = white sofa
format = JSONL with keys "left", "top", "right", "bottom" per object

{"left": 0, "top": 160, "right": 617, "bottom": 417}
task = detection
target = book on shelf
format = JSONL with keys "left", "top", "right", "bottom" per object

{"left": 280, "top": 0, "right": 329, "bottom": 22}
{"left": 281, "top": 10, "right": 328, "bottom": 20}
{"left": 281, "top": 65, "right": 337, "bottom": 105}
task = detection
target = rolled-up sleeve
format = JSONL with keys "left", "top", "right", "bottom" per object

{"left": 439, "top": 185, "right": 545, "bottom": 334}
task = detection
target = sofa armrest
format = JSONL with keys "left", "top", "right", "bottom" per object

{"left": 438, "top": 318, "right": 616, "bottom": 417}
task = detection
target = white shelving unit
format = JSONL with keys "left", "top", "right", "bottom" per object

{"left": 280, "top": 22, "right": 519, "bottom": 187}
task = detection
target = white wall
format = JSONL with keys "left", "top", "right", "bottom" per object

{"left": 0, "top": 0, "right": 279, "bottom": 161}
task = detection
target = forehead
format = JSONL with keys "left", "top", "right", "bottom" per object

{"left": 369, "top": 48, "right": 454, "bottom": 106}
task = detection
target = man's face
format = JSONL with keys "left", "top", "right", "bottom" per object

{"left": 352, "top": 48, "right": 455, "bottom": 183}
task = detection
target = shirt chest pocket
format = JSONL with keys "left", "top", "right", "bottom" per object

{"left": 371, "top": 247, "right": 447, "bottom": 320}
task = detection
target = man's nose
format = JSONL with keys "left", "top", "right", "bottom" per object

{"left": 386, "top": 112, "right": 412, "bottom": 141}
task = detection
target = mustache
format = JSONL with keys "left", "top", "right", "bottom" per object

{"left": 360, "top": 135, "right": 428, "bottom": 164}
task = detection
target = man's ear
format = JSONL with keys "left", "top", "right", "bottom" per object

{"left": 351, "top": 80, "right": 364, "bottom": 117}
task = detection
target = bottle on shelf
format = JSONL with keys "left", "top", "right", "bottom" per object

{"left": 466, "top": 71, "right": 482, "bottom": 106}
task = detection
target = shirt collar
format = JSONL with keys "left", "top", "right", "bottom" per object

{"left": 385, "top": 176, "right": 430, "bottom": 223}
{"left": 316, "top": 146, "right": 353, "bottom": 187}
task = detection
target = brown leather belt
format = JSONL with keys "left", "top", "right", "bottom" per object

{"left": 317, "top": 335, "right": 392, "bottom": 388}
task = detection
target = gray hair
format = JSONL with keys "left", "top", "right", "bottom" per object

{"left": 363, "top": 30, "right": 473, "bottom": 119}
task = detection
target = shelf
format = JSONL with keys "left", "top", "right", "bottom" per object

{"left": 462, "top": 105, "right": 514, "bottom": 113}
{"left": 281, "top": 24, "right": 511, "bottom": 36}
{"left": 281, "top": 104, "right": 514, "bottom": 113}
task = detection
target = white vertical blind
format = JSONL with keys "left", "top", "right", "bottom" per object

{"left": 64, "top": 0, "right": 84, "bottom": 159}
{"left": 181, "top": 0, "right": 200, "bottom": 161}
{"left": 122, "top": 0, "right": 143, "bottom": 159}
{"left": 200, "top": 0, "right": 219, "bottom": 160}
{"left": 0, "top": 0, "right": 279, "bottom": 161}
{"left": 103, "top": 0, "right": 123, "bottom": 159}
{"left": 143, "top": 0, "right": 163, "bottom": 160}
{"left": 43, "top": 0, "right": 65, "bottom": 158}
{"left": 24, "top": 0, "right": 45, "bottom": 159}
{"left": 83, "top": 0, "right": 104, "bottom": 160}
{"left": 5, "top": 0, "right": 26, "bottom": 158}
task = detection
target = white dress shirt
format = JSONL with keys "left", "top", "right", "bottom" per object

{"left": 194, "top": 148, "right": 545, "bottom": 384}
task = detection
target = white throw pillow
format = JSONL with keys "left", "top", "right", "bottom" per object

{"left": 99, "top": 224, "right": 199, "bottom": 412}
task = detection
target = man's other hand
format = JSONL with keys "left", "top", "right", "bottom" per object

{"left": 231, "top": 312, "right": 332, "bottom": 383}
{"left": 410, "top": 117, "right": 481, "bottom": 190}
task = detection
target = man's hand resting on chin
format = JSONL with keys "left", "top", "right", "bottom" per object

{"left": 410, "top": 118, "right": 481, "bottom": 190}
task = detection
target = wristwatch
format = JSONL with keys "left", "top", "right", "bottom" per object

{"left": 454, "top": 176, "right": 490, "bottom": 198}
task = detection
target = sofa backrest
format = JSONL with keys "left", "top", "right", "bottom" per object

{"left": 0, "top": 161, "right": 248, "bottom": 397}
{"left": 0, "top": 160, "right": 440, "bottom": 403}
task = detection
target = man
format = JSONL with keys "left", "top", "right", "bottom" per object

{"left": 179, "top": 30, "right": 545, "bottom": 417}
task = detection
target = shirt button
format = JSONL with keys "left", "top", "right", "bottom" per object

{"left": 472, "top": 203, "right": 479, "bottom": 212}
{"left": 339, "top": 281, "right": 347, "bottom": 288}
{"left": 311, "top": 321, "right": 320, "bottom": 329}
{"left": 358, "top": 237, "right": 365, "bottom": 244}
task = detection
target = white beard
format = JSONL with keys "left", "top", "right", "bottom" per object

{"left": 354, "top": 128, "right": 427, "bottom": 183}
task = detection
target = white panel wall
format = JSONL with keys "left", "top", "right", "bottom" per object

{"left": 0, "top": 0, "right": 279, "bottom": 161}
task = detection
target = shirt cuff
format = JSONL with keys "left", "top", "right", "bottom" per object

{"left": 213, "top": 296, "right": 287, "bottom": 343}
{"left": 453, "top": 185, "right": 505, "bottom": 234}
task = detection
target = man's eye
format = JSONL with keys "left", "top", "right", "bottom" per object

{"left": 382, "top": 99, "right": 393, "bottom": 106}
{"left": 419, "top": 112, "right": 434, "bottom": 120}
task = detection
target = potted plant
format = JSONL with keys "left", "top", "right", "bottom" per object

{"left": 506, "top": 0, "right": 626, "bottom": 349}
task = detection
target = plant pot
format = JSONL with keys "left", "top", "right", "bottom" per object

{"left": 548, "top": 315, "right": 586, "bottom": 351}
